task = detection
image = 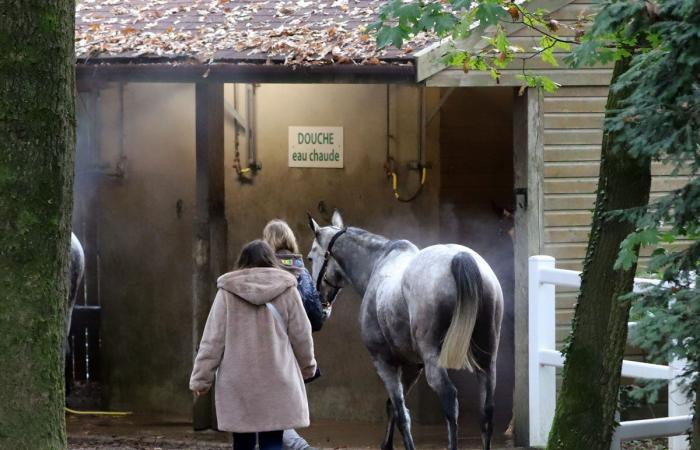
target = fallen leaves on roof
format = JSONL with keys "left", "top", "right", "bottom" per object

{"left": 75, "top": 0, "right": 436, "bottom": 65}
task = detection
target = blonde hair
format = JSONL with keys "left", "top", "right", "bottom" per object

{"left": 263, "top": 219, "right": 299, "bottom": 253}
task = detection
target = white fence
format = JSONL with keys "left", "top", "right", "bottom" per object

{"left": 528, "top": 255, "right": 693, "bottom": 449}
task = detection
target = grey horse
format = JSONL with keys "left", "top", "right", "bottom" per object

{"left": 307, "top": 211, "right": 503, "bottom": 450}
{"left": 67, "top": 233, "right": 85, "bottom": 340}
{"left": 65, "top": 233, "right": 85, "bottom": 393}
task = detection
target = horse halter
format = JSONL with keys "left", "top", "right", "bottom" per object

{"left": 315, "top": 228, "right": 348, "bottom": 297}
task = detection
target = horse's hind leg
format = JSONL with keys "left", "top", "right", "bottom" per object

{"left": 374, "top": 359, "right": 416, "bottom": 450}
{"left": 424, "top": 361, "right": 459, "bottom": 450}
{"left": 382, "top": 398, "right": 395, "bottom": 450}
{"left": 381, "top": 364, "right": 423, "bottom": 450}
{"left": 476, "top": 361, "right": 497, "bottom": 450}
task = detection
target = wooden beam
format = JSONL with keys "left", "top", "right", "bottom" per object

{"left": 192, "top": 82, "right": 226, "bottom": 431}
{"left": 426, "top": 68, "right": 613, "bottom": 87}
{"left": 512, "top": 87, "right": 544, "bottom": 447}
{"left": 76, "top": 63, "right": 416, "bottom": 84}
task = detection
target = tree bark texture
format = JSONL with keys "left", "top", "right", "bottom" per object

{"left": 0, "top": 1, "right": 76, "bottom": 449}
{"left": 546, "top": 57, "right": 652, "bottom": 450}
{"left": 692, "top": 371, "right": 699, "bottom": 450}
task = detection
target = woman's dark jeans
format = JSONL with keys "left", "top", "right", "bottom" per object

{"left": 233, "top": 430, "right": 284, "bottom": 450}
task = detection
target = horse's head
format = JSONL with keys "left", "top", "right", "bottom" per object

{"left": 491, "top": 202, "right": 515, "bottom": 240}
{"left": 307, "top": 210, "right": 349, "bottom": 317}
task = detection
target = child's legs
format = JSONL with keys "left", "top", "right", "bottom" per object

{"left": 232, "top": 432, "right": 257, "bottom": 450}
{"left": 258, "top": 430, "right": 284, "bottom": 450}
{"left": 282, "top": 429, "right": 310, "bottom": 450}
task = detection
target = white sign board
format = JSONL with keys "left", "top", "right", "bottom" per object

{"left": 288, "top": 126, "right": 343, "bottom": 168}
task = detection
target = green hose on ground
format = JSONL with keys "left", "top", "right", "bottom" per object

{"left": 65, "top": 407, "right": 132, "bottom": 416}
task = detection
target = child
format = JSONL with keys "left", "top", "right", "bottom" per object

{"left": 263, "top": 219, "right": 327, "bottom": 331}
{"left": 263, "top": 219, "right": 325, "bottom": 450}
{"left": 190, "top": 240, "right": 316, "bottom": 450}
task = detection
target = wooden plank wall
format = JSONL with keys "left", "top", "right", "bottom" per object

{"left": 542, "top": 86, "right": 606, "bottom": 347}
{"left": 542, "top": 86, "right": 696, "bottom": 349}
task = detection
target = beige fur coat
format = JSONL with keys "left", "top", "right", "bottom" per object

{"left": 189, "top": 268, "right": 317, "bottom": 432}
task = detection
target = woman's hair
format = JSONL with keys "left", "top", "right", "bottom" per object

{"left": 262, "top": 219, "right": 299, "bottom": 253}
{"left": 235, "top": 240, "right": 280, "bottom": 269}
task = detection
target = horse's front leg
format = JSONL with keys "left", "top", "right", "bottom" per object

{"left": 373, "top": 359, "right": 416, "bottom": 450}
{"left": 381, "top": 364, "right": 424, "bottom": 450}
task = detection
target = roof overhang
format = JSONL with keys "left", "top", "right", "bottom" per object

{"left": 76, "top": 59, "right": 417, "bottom": 85}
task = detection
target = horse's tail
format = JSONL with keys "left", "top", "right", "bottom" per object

{"left": 438, "top": 251, "right": 483, "bottom": 371}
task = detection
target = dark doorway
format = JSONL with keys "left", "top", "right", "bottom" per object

{"left": 437, "top": 87, "right": 515, "bottom": 432}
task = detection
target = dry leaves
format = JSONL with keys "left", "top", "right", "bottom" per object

{"left": 75, "top": 0, "right": 436, "bottom": 65}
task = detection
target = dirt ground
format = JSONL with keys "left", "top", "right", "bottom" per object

{"left": 66, "top": 413, "right": 513, "bottom": 450}
{"left": 66, "top": 413, "right": 671, "bottom": 450}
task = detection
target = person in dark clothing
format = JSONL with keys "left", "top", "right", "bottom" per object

{"left": 263, "top": 219, "right": 326, "bottom": 450}
{"left": 263, "top": 219, "right": 327, "bottom": 332}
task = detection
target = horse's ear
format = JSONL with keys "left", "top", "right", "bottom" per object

{"left": 307, "top": 212, "right": 320, "bottom": 236}
{"left": 331, "top": 209, "right": 344, "bottom": 228}
{"left": 491, "top": 201, "right": 514, "bottom": 220}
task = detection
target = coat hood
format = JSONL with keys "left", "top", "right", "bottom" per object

{"left": 217, "top": 268, "right": 297, "bottom": 305}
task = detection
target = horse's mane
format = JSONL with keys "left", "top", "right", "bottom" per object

{"left": 346, "top": 226, "right": 390, "bottom": 249}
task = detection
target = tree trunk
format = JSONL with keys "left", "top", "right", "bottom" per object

{"left": 0, "top": 2, "right": 76, "bottom": 449}
{"left": 692, "top": 371, "right": 699, "bottom": 450}
{"left": 546, "top": 57, "right": 652, "bottom": 450}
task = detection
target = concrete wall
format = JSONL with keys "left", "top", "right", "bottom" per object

{"left": 76, "top": 83, "right": 196, "bottom": 414}
{"left": 75, "top": 81, "right": 516, "bottom": 430}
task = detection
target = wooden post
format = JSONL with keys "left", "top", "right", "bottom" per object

{"left": 193, "top": 82, "right": 226, "bottom": 430}
{"left": 512, "top": 87, "right": 544, "bottom": 447}
{"left": 528, "top": 255, "right": 556, "bottom": 447}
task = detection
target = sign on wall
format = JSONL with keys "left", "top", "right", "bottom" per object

{"left": 288, "top": 126, "right": 343, "bottom": 168}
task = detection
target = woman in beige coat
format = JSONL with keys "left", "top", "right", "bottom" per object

{"left": 190, "top": 240, "right": 317, "bottom": 450}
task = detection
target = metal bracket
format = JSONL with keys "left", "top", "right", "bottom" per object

{"left": 515, "top": 187, "right": 528, "bottom": 210}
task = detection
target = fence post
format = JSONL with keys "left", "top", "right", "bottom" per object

{"left": 668, "top": 358, "right": 691, "bottom": 450}
{"left": 528, "top": 255, "right": 557, "bottom": 447}
{"left": 610, "top": 437, "right": 622, "bottom": 450}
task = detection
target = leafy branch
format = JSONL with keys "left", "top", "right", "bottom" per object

{"left": 370, "top": 0, "right": 596, "bottom": 91}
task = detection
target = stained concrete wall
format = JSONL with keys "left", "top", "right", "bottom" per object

{"left": 76, "top": 83, "right": 196, "bottom": 414}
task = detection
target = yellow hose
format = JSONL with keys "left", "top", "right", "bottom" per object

{"left": 389, "top": 167, "right": 427, "bottom": 202}
{"left": 65, "top": 407, "right": 132, "bottom": 416}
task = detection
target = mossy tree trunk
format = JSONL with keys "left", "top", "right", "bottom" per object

{"left": 692, "top": 371, "right": 699, "bottom": 450}
{"left": 0, "top": 1, "right": 76, "bottom": 449}
{"left": 546, "top": 57, "right": 652, "bottom": 450}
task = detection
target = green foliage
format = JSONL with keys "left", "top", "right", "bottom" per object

{"left": 372, "top": 0, "right": 594, "bottom": 91}
{"left": 516, "top": 73, "right": 561, "bottom": 92}
{"left": 627, "top": 282, "right": 700, "bottom": 404}
{"left": 598, "top": 0, "right": 700, "bottom": 414}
